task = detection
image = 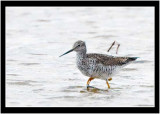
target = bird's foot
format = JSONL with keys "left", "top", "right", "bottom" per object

{"left": 87, "top": 85, "right": 95, "bottom": 89}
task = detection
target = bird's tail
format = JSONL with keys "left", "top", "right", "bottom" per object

{"left": 128, "top": 57, "right": 139, "bottom": 61}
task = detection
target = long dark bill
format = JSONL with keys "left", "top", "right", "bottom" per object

{"left": 59, "top": 48, "right": 74, "bottom": 57}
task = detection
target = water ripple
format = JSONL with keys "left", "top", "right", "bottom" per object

{"left": 19, "top": 63, "right": 40, "bottom": 65}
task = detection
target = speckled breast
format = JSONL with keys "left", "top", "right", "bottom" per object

{"left": 76, "top": 58, "right": 90, "bottom": 76}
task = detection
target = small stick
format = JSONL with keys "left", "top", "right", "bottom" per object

{"left": 107, "top": 41, "right": 120, "bottom": 54}
{"left": 116, "top": 44, "right": 120, "bottom": 54}
{"left": 107, "top": 41, "right": 115, "bottom": 52}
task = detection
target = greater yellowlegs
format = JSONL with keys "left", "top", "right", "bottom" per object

{"left": 59, "top": 40, "right": 138, "bottom": 89}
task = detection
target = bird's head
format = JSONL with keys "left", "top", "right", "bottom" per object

{"left": 59, "top": 40, "right": 86, "bottom": 57}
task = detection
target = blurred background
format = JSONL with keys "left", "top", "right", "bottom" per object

{"left": 6, "top": 7, "right": 154, "bottom": 107}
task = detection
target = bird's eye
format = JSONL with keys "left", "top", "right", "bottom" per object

{"left": 78, "top": 45, "right": 80, "bottom": 47}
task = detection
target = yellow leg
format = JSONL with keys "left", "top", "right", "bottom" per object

{"left": 108, "top": 77, "right": 112, "bottom": 81}
{"left": 106, "top": 81, "right": 110, "bottom": 89}
{"left": 87, "top": 77, "right": 94, "bottom": 86}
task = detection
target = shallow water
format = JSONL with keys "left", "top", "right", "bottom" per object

{"left": 6, "top": 7, "right": 154, "bottom": 107}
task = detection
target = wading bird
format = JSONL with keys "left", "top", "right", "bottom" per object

{"left": 60, "top": 40, "right": 138, "bottom": 89}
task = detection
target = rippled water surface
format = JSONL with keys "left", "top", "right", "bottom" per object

{"left": 6, "top": 7, "right": 154, "bottom": 107}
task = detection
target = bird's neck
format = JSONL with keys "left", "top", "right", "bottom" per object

{"left": 76, "top": 50, "right": 87, "bottom": 59}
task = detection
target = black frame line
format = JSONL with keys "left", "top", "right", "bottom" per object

{"left": 1, "top": 1, "right": 159, "bottom": 113}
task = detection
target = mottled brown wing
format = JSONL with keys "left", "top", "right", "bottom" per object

{"left": 87, "top": 53, "right": 136, "bottom": 66}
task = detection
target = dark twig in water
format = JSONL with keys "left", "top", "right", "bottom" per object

{"left": 107, "top": 41, "right": 120, "bottom": 54}
{"left": 116, "top": 44, "right": 120, "bottom": 54}
{"left": 107, "top": 41, "right": 115, "bottom": 52}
